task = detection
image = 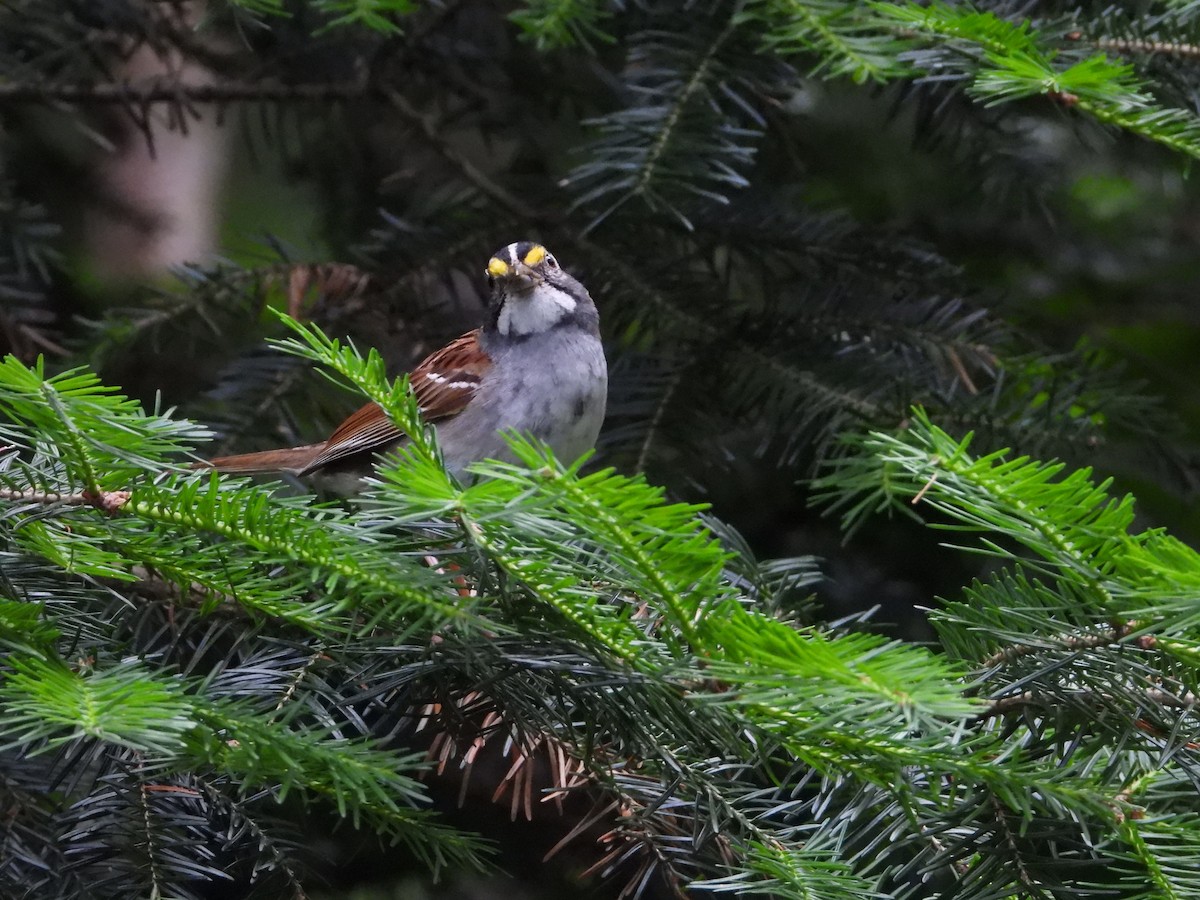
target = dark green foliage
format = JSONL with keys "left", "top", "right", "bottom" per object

{"left": 3, "top": 0, "right": 1200, "bottom": 898}
{"left": 4, "top": 0, "right": 1186, "bottom": 487}
{"left": 2, "top": 326, "right": 1199, "bottom": 897}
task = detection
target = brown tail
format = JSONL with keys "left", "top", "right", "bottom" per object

{"left": 195, "top": 444, "right": 325, "bottom": 475}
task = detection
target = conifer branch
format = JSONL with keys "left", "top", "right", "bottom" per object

{"left": 979, "top": 620, "right": 1152, "bottom": 671}
{"left": 632, "top": 24, "right": 735, "bottom": 200}
{"left": 125, "top": 485, "right": 482, "bottom": 632}
{"left": 5, "top": 2, "right": 1200, "bottom": 894}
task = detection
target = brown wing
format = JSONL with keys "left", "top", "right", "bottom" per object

{"left": 299, "top": 329, "right": 491, "bottom": 475}
{"left": 410, "top": 330, "right": 491, "bottom": 421}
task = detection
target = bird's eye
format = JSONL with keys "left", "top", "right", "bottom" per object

{"left": 546, "top": 254, "right": 559, "bottom": 269}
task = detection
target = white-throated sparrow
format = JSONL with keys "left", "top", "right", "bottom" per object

{"left": 201, "top": 241, "right": 607, "bottom": 491}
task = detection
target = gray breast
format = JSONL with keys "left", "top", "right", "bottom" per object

{"left": 436, "top": 327, "right": 607, "bottom": 475}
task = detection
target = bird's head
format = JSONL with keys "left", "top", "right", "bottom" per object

{"left": 485, "top": 241, "right": 595, "bottom": 338}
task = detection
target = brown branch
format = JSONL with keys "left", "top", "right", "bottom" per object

{"left": 989, "top": 794, "right": 1038, "bottom": 892}
{"left": 378, "top": 87, "right": 543, "bottom": 221}
{"left": 0, "top": 78, "right": 372, "bottom": 105}
{"left": 0, "top": 75, "right": 551, "bottom": 224}
{"left": 635, "top": 369, "right": 682, "bottom": 474}
{"left": 0, "top": 72, "right": 552, "bottom": 223}
{"left": 980, "top": 621, "right": 1155, "bottom": 670}
{"left": 1066, "top": 31, "right": 1200, "bottom": 60}
{"left": 0, "top": 486, "right": 130, "bottom": 513}
{"left": 979, "top": 685, "right": 1199, "bottom": 720}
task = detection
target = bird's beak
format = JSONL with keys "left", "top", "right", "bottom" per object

{"left": 487, "top": 256, "right": 541, "bottom": 291}
{"left": 512, "top": 260, "right": 543, "bottom": 285}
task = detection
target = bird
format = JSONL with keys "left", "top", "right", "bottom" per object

{"left": 199, "top": 241, "right": 607, "bottom": 493}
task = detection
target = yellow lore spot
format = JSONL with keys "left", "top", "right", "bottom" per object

{"left": 487, "top": 257, "right": 509, "bottom": 277}
{"left": 522, "top": 245, "right": 546, "bottom": 267}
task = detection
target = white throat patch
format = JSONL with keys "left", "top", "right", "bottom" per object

{"left": 497, "top": 284, "right": 577, "bottom": 336}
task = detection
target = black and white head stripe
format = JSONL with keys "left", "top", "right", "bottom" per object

{"left": 486, "top": 241, "right": 558, "bottom": 278}
{"left": 485, "top": 241, "right": 594, "bottom": 338}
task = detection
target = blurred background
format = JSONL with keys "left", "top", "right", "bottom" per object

{"left": 3, "top": 0, "right": 1200, "bottom": 894}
